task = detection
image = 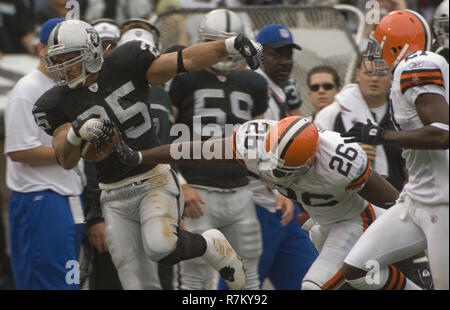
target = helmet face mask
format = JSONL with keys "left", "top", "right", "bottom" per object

{"left": 45, "top": 20, "right": 104, "bottom": 88}
{"left": 260, "top": 150, "right": 313, "bottom": 188}
{"left": 199, "top": 9, "right": 246, "bottom": 72}
{"left": 46, "top": 50, "right": 88, "bottom": 89}
{"left": 363, "top": 34, "right": 391, "bottom": 76}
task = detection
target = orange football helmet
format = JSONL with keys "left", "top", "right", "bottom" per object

{"left": 364, "top": 10, "right": 432, "bottom": 75}
{"left": 261, "top": 116, "right": 318, "bottom": 186}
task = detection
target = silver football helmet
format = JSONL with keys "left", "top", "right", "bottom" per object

{"left": 45, "top": 20, "right": 104, "bottom": 89}
{"left": 199, "top": 9, "right": 245, "bottom": 72}
{"left": 433, "top": 0, "right": 449, "bottom": 49}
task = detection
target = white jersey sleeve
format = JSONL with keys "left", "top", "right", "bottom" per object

{"left": 397, "top": 51, "right": 448, "bottom": 106}
{"left": 232, "top": 119, "right": 277, "bottom": 175}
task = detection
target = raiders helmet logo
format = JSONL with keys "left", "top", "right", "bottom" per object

{"left": 86, "top": 28, "right": 100, "bottom": 48}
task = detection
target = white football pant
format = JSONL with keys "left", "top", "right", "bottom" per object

{"left": 101, "top": 165, "right": 184, "bottom": 289}
{"left": 179, "top": 185, "right": 262, "bottom": 290}
{"left": 302, "top": 205, "right": 384, "bottom": 290}
{"left": 344, "top": 194, "right": 449, "bottom": 290}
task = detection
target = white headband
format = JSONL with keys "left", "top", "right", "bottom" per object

{"left": 93, "top": 22, "right": 120, "bottom": 42}
{"left": 118, "top": 28, "right": 156, "bottom": 47}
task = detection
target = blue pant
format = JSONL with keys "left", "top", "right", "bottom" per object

{"left": 9, "top": 190, "right": 84, "bottom": 290}
{"left": 218, "top": 203, "right": 318, "bottom": 290}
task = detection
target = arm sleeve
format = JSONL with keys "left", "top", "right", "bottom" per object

{"left": 32, "top": 93, "right": 68, "bottom": 136}
{"left": 82, "top": 162, "right": 104, "bottom": 227}
{"left": 113, "top": 41, "right": 157, "bottom": 82}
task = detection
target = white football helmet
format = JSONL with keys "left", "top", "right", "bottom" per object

{"left": 260, "top": 116, "right": 319, "bottom": 187}
{"left": 433, "top": 0, "right": 449, "bottom": 49}
{"left": 199, "top": 9, "right": 245, "bottom": 72}
{"left": 45, "top": 20, "right": 104, "bottom": 89}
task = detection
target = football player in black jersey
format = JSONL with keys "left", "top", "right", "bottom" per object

{"left": 170, "top": 9, "right": 267, "bottom": 290}
{"left": 32, "top": 19, "right": 263, "bottom": 290}
{"left": 117, "top": 18, "right": 176, "bottom": 289}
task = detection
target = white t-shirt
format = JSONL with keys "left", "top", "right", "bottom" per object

{"left": 390, "top": 51, "right": 449, "bottom": 206}
{"left": 4, "top": 69, "right": 85, "bottom": 195}
{"left": 233, "top": 119, "right": 372, "bottom": 225}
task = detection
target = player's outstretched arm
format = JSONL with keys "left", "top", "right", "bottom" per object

{"left": 342, "top": 93, "right": 449, "bottom": 149}
{"left": 146, "top": 35, "right": 263, "bottom": 85}
{"left": 357, "top": 170, "right": 399, "bottom": 209}
{"left": 115, "top": 132, "right": 236, "bottom": 166}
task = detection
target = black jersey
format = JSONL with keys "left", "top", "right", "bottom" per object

{"left": 149, "top": 85, "right": 174, "bottom": 145}
{"left": 170, "top": 69, "right": 268, "bottom": 188}
{"left": 33, "top": 41, "right": 161, "bottom": 184}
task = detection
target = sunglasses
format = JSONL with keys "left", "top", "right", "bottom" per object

{"left": 309, "top": 83, "right": 335, "bottom": 92}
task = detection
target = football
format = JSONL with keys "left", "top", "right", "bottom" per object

{"left": 80, "top": 129, "right": 118, "bottom": 163}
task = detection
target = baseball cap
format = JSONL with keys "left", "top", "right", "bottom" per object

{"left": 92, "top": 19, "right": 120, "bottom": 42}
{"left": 40, "top": 18, "right": 64, "bottom": 43}
{"left": 256, "top": 24, "right": 301, "bottom": 50}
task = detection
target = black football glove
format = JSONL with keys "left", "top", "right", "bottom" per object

{"left": 341, "top": 119, "right": 385, "bottom": 145}
{"left": 115, "top": 130, "right": 142, "bottom": 166}
{"left": 72, "top": 114, "right": 115, "bottom": 144}
{"left": 234, "top": 34, "right": 264, "bottom": 70}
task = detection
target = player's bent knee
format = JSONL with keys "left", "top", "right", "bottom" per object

{"left": 144, "top": 235, "right": 178, "bottom": 262}
{"left": 341, "top": 262, "right": 367, "bottom": 280}
{"left": 301, "top": 280, "right": 322, "bottom": 290}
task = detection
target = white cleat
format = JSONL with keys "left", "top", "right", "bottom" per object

{"left": 201, "top": 229, "right": 246, "bottom": 290}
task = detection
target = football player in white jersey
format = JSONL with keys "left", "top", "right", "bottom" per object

{"left": 341, "top": 10, "right": 449, "bottom": 290}
{"left": 114, "top": 115, "right": 402, "bottom": 290}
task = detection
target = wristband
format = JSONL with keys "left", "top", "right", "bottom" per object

{"left": 67, "top": 127, "right": 82, "bottom": 146}
{"left": 137, "top": 151, "right": 143, "bottom": 165}
{"left": 225, "top": 36, "right": 238, "bottom": 54}
{"left": 177, "top": 172, "right": 187, "bottom": 185}
{"left": 177, "top": 49, "right": 188, "bottom": 74}
{"left": 429, "top": 122, "right": 449, "bottom": 132}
